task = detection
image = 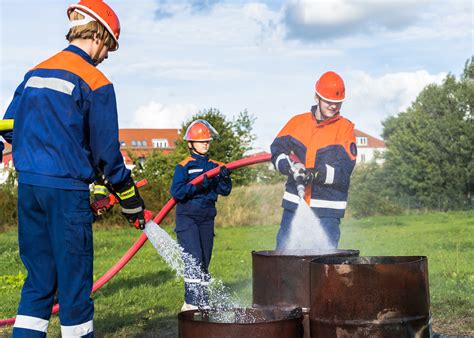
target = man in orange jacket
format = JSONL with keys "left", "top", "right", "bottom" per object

{"left": 270, "top": 71, "right": 357, "bottom": 250}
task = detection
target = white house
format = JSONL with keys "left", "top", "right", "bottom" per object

{"left": 354, "top": 129, "right": 386, "bottom": 165}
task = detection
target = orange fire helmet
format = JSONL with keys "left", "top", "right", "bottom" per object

{"left": 184, "top": 120, "right": 218, "bottom": 142}
{"left": 315, "top": 71, "right": 346, "bottom": 103}
{"left": 68, "top": 0, "right": 121, "bottom": 51}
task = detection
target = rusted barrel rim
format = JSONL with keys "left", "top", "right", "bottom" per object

{"left": 311, "top": 255, "right": 427, "bottom": 265}
{"left": 253, "top": 249, "right": 360, "bottom": 259}
{"left": 178, "top": 308, "right": 303, "bottom": 325}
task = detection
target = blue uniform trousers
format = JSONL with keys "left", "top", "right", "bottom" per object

{"left": 276, "top": 208, "right": 341, "bottom": 251}
{"left": 13, "top": 184, "right": 94, "bottom": 338}
{"left": 175, "top": 205, "right": 216, "bottom": 308}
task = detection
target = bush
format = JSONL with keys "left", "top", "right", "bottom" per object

{"left": 0, "top": 170, "right": 17, "bottom": 230}
{"left": 347, "top": 163, "right": 403, "bottom": 218}
{"left": 216, "top": 183, "right": 283, "bottom": 227}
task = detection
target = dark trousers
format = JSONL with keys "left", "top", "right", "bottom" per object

{"left": 13, "top": 184, "right": 94, "bottom": 338}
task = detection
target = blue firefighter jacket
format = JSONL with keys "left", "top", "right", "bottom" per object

{"left": 270, "top": 106, "right": 357, "bottom": 218}
{"left": 170, "top": 153, "right": 232, "bottom": 219}
{"left": 1, "top": 45, "right": 130, "bottom": 190}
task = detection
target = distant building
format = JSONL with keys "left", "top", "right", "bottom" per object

{"left": 354, "top": 129, "right": 386, "bottom": 164}
{"left": 0, "top": 128, "right": 183, "bottom": 180}
{"left": 119, "top": 128, "right": 181, "bottom": 169}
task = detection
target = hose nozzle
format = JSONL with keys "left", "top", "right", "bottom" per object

{"left": 297, "top": 184, "right": 305, "bottom": 199}
{"left": 295, "top": 175, "right": 305, "bottom": 200}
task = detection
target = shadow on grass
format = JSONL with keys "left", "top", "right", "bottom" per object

{"left": 97, "top": 270, "right": 176, "bottom": 297}
{"left": 95, "top": 305, "right": 178, "bottom": 338}
{"left": 137, "top": 313, "right": 179, "bottom": 338}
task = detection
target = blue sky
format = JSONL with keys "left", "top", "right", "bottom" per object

{"left": 1, "top": 0, "right": 472, "bottom": 150}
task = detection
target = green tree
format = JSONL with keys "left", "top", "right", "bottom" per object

{"left": 382, "top": 57, "right": 474, "bottom": 210}
{"left": 133, "top": 150, "right": 183, "bottom": 224}
{"left": 0, "top": 169, "right": 17, "bottom": 229}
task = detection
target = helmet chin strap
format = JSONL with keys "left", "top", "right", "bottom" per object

{"left": 92, "top": 35, "right": 106, "bottom": 65}
{"left": 315, "top": 97, "right": 323, "bottom": 120}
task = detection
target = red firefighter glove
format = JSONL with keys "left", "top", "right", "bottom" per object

{"left": 114, "top": 178, "right": 146, "bottom": 229}
{"left": 92, "top": 184, "right": 113, "bottom": 216}
{"left": 135, "top": 209, "right": 154, "bottom": 229}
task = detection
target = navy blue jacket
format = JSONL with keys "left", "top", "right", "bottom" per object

{"left": 170, "top": 153, "right": 232, "bottom": 212}
{"left": 1, "top": 45, "right": 130, "bottom": 190}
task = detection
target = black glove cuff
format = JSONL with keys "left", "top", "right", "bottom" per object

{"left": 112, "top": 176, "right": 135, "bottom": 194}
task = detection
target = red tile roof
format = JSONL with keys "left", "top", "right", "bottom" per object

{"left": 354, "top": 129, "right": 385, "bottom": 148}
{"left": 118, "top": 128, "right": 181, "bottom": 164}
{"left": 119, "top": 128, "right": 181, "bottom": 149}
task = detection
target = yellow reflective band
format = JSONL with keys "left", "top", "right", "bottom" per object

{"left": 117, "top": 186, "right": 135, "bottom": 200}
{"left": 0, "top": 119, "right": 14, "bottom": 131}
{"left": 94, "top": 185, "right": 108, "bottom": 196}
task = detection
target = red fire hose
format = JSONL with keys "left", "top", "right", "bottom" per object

{"left": 0, "top": 153, "right": 271, "bottom": 326}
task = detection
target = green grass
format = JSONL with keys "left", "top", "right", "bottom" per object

{"left": 1, "top": 211, "right": 473, "bottom": 336}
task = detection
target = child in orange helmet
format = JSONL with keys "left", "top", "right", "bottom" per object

{"left": 170, "top": 119, "right": 232, "bottom": 311}
{"left": 271, "top": 71, "right": 357, "bottom": 251}
{"left": 1, "top": 1, "right": 145, "bottom": 336}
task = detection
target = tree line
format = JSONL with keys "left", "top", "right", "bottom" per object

{"left": 0, "top": 57, "right": 472, "bottom": 227}
{"left": 348, "top": 57, "right": 473, "bottom": 217}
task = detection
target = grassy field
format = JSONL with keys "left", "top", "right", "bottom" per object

{"left": 0, "top": 210, "right": 472, "bottom": 337}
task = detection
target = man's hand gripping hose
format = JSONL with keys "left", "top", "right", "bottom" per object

{"left": 135, "top": 209, "right": 154, "bottom": 229}
{"left": 90, "top": 179, "right": 148, "bottom": 229}
{"left": 290, "top": 162, "right": 314, "bottom": 199}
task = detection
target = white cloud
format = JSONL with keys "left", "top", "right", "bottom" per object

{"left": 282, "top": 0, "right": 471, "bottom": 43}
{"left": 0, "top": 95, "right": 14, "bottom": 115}
{"left": 343, "top": 70, "right": 447, "bottom": 138}
{"left": 1, "top": 0, "right": 470, "bottom": 152}
{"left": 130, "top": 101, "right": 198, "bottom": 129}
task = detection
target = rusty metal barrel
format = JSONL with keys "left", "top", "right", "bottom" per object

{"left": 252, "top": 249, "right": 360, "bottom": 310}
{"left": 310, "top": 256, "right": 431, "bottom": 338}
{"left": 178, "top": 307, "right": 303, "bottom": 338}
{"left": 252, "top": 249, "right": 359, "bottom": 338}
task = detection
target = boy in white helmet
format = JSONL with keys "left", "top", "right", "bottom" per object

{"left": 1, "top": 1, "right": 145, "bottom": 337}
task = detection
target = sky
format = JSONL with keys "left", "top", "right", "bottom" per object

{"left": 0, "top": 0, "right": 472, "bottom": 150}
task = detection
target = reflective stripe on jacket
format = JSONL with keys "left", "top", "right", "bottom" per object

{"left": 170, "top": 153, "right": 232, "bottom": 210}
{"left": 270, "top": 106, "right": 357, "bottom": 218}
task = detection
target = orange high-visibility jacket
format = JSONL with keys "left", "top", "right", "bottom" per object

{"left": 270, "top": 106, "right": 357, "bottom": 218}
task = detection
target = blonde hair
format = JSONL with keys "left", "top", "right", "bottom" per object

{"left": 66, "top": 11, "right": 113, "bottom": 49}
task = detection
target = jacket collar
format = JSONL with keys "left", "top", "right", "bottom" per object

{"left": 311, "top": 105, "right": 341, "bottom": 127}
{"left": 64, "top": 45, "right": 95, "bottom": 66}
{"left": 191, "top": 152, "right": 209, "bottom": 161}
